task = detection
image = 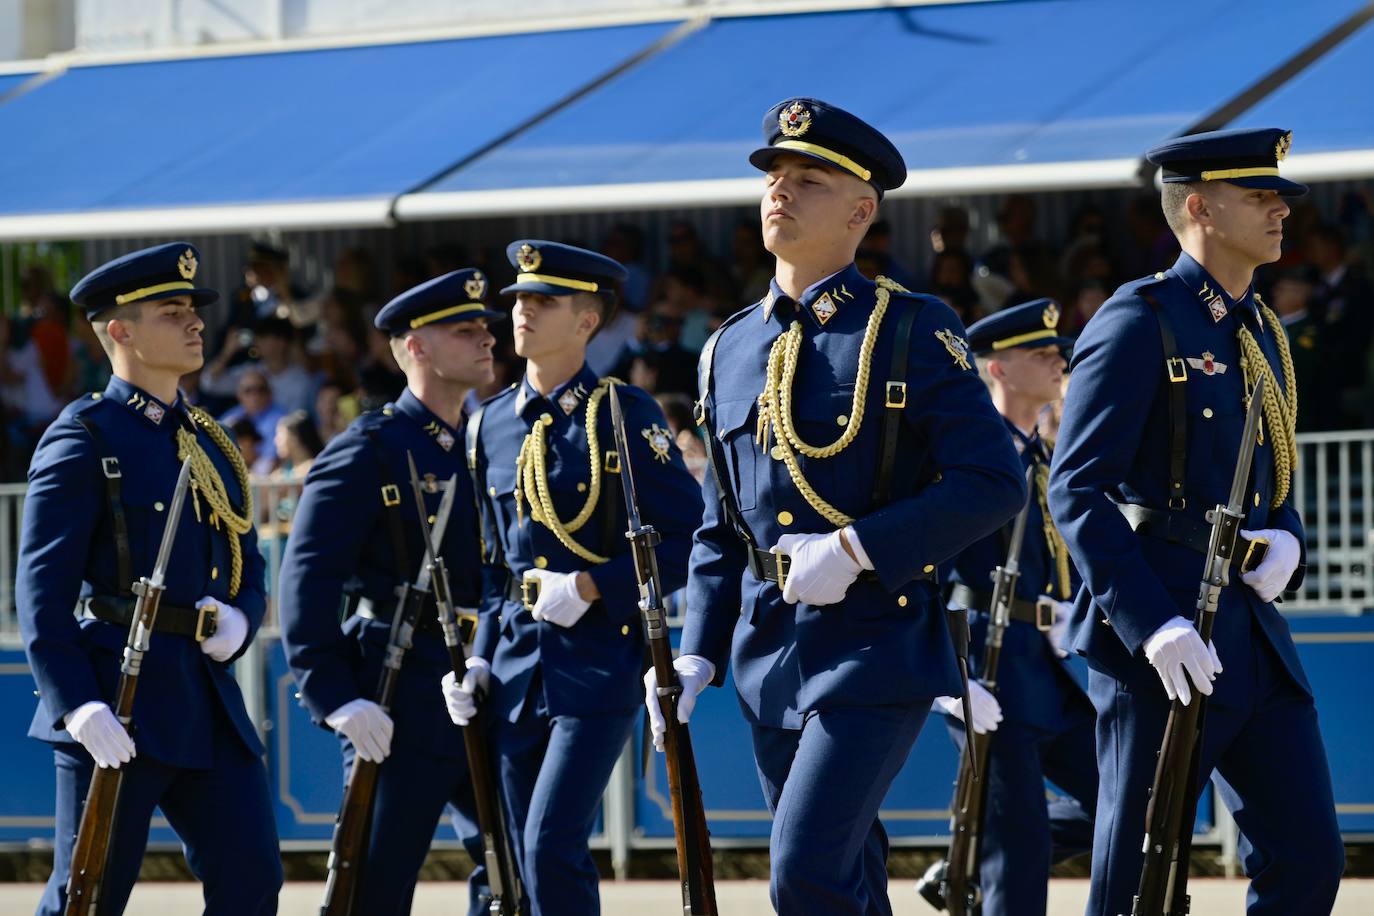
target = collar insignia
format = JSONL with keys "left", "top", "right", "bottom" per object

{"left": 811, "top": 292, "right": 837, "bottom": 326}
{"left": 177, "top": 248, "right": 197, "bottom": 280}
{"left": 1199, "top": 282, "right": 1228, "bottom": 323}
{"left": 935, "top": 328, "right": 973, "bottom": 371}
{"left": 1186, "top": 352, "right": 1228, "bottom": 376}
{"left": 143, "top": 401, "right": 165, "bottom": 424}
{"left": 516, "top": 244, "right": 542, "bottom": 272}
{"left": 126, "top": 392, "right": 146, "bottom": 410}
{"left": 1043, "top": 302, "right": 1060, "bottom": 328}
{"left": 464, "top": 272, "right": 486, "bottom": 300}
{"left": 1275, "top": 131, "right": 1292, "bottom": 161}
{"left": 832, "top": 284, "right": 855, "bottom": 302}
{"left": 779, "top": 101, "right": 812, "bottom": 138}
{"left": 436, "top": 429, "right": 455, "bottom": 452}
{"left": 762, "top": 289, "right": 777, "bottom": 321}
{"left": 558, "top": 383, "right": 588, "bottom": 416}
{"left": 642, "top": 423, "right": 673, "bottom": 463}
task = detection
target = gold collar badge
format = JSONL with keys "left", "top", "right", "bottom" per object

{"left": 178, "top": 249, "right": 198, "bottom": 280}
{"left": 642, "top": 423, "right": 673, "bottom": 463}
{"left": 935, "top": 328, "right": 972, "bottom": 371}
{"left": 516, "top": 244, "right": 542, "bottom": 272}
{"left": 465, "top": 272, "right": 486, "bottom": 300}
{"left": 779, "top": 101, "right": 812, "bottom": 139}
{"left": 1275, "top": 131, "right": 1292, "bottom": 161}
{"left": 1043, "top": 302, "right": 1060, "bottom": 328}
{"left": 558, "top": 383, "right": 587, "bottom": 416}
{"left": 811, "top": 292, "right": 837, "bottom": 325}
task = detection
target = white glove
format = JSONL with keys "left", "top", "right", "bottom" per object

{"left": 196, "top": 597, "right": 249, "bottom": 662}
{"left": 526, "top": 569, "right": 592, "bottom": 628}
{"left": 1046, "top": 598, "right": 1074, "bottom": 659}
{"left": 933, "top": 682, "right": 1003, "bottom": 735}
{"left": 1143, "top": 615, "right": 1223, "bottom": 706}
{"left": 1239, "top": 528, "right": 1300, "bottom": 603}
{"left": 644, "top": 655, "right": 715, "bottom": 753}
{"left": 325, "top": 698, "right": 394, "bottom": 763}
{"left": 774, "top": 529, "right": 864, "bottom": 606}
{"left": 64, "top": 701, "right": 136, "bottom": 769}
{"left": 441, "top": 657, "right": 491, "bottom": 727}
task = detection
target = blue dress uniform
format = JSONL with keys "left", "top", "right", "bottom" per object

{"left": 18, "top": 243, "right": 282, "bottom": 916}
{"left": 278, "top": 269, "right": 503, "bottom": 916}
{"left": 936, "top": 300, "right": 1096, "bottom": 916}
{"left": 681, "top": 99, "right": 1026, "bottom": 916}
{"left": 1049, "top": 130, "right": 1344, "bottom": 915}
{"left": 469, "top": 241, "right": 703, "bottom": 916}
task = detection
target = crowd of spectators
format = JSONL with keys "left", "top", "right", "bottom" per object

{"left": 2, "top": 187, "right": 1371, "bottom": 483}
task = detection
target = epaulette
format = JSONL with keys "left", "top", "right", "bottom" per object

{"left": 479, "top": 382, "right": 519, "bottom": 409}
{"left": 63, "top": 391, "right": 112, "bottom": 421}
{"left": 1118, "top": 271, "right": 1172, "bottom": 297}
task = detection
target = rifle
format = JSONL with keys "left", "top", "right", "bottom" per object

{"left": 608, "top": 385, "right": 718, "bottom": 916}
{"left": 320, "top": 470, "right": 459, "bottom": 916}
{"left": 1133, "top": 377, "right": 1267, "bottom": 916}
{"left": 919, "top": 465, "right": 1037, "bottom": 914}
{"left": 406, "top": 454, "right": 525, "bottom": 915}
{"left": 66, "top": 458, "right": 193, "bottom": 916}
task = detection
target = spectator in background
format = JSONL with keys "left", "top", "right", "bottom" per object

{"left": 731, "top": 219, "right": 773, "bottom": 306}
{"left": 220, "top": 369, "right": 286, "bottom": 474}
{"left": 390, "top": 256, "right": 429, "bottom": 299}
{"left": 929, "top": 205, "right": 971, "bottom": 257}
{"left": 657, "top": 393, "right": 706, "bottom": 483}
{"left": 271, "top": 409, "right": 325, "bottom": 481}
{"left": 975, "top": 195, "right": 1061, "bottom": 313}
{"left": 313, "top": 377, "right": 353, "bottom": 444}
{"left": 333, "top": 246, "right": 379, "bottom": 305}
{"left": 1121, "top": 193, "right": 1178, "bottom": 278}
{"left": 929, "top": 249, "right": 979, "bottom": 324}
{"left": 310, "top": 288, "right": 368, "bottom": 387}
{"left": 602, "top": 223, "right": 652, "bottom": 312}
{"left": 218, "top": 241, "right": 311, "bottom": 346}
{"left": 661, "top": 264, "right": 723, "bottom": 353}
{"left": 1307, "top": 224, "right": 1374, "bottom": 427}
{"left": 356, "top": 324, "right": 406, "bottom": 412}
{"left": 656, "top": 219, "right": 735, "bottom": 303}
{"left": 861, "top": 220, "right": 917, "bottom": 288}
{"left": 201, "top": 316, "right": 317, "bottom": 415}
{"left": 230, "top": 418, "right": 265, "bottom": 472}
{"left": 1066, "top": 278, "right": 1110, "bottom": 334}
{"left": 1272, "top": 268, "right": 1331, "bottom": 432}
{"left": 616, "top": 298, "right": 697, "bottom": 398}
{"left": 68, "top": 314, "right": 111, "bottom": 396}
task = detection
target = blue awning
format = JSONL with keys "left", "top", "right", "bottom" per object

{"left": 1231, "top": 17, "right": 1374, "bottom": 182}
{"left": 398, "top": 0, "right": 1369, "bottom": 218}
{"left": 0, "top": 69, "right": 39, "bottom": 102}
{"left": 0, "top": 22, "right": 678, "bottom": 239}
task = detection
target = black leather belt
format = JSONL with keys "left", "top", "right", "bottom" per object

{"left": 345, "top": 594, "right": 444, "bottom": 634}
{"left": 746, "top": 547, "right": 894, "bottom": 588}
{"left": 1116, "top": 504, "right": 1271, "bottom": 573}
{"left": 949, "top": 583, "right": 1055, "bottom": 632}
{"left": 80, "top": 595, "right": 218, "bottom": 642}
{"left": 505, "top": 576, "right": 538, "bottom": 610}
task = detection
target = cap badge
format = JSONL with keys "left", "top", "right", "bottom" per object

{"left": 1275, "top": 131, "right": 1292, "bottom": 162}
{"left": 465, "top": 272, "right": 487, "bottom": 300}
{"left": 642, "top": 423, "right": 673, "bottom": 463}
{"left": 935, "top": 329, "right": 973, "bottom": 371}
{"left": 811, "top": 292, "right": 837, "bottom": 326}
{"left": 422, "top": 472, "right": 441, "bottom": 493}
{"left": 516, "top": 244, "right": 542, "bottom": 272}
{"left": 177, "top": 249, "right": 198, "bottom": 280}
{"left": 1186, "top": 352, "right": 1228, "bottom": 376}
{"left": 779, "top": 101, "right": 813, "bottom": 139}
{"left": 1042, "top": 302, "right": 1060, "bottom": 329}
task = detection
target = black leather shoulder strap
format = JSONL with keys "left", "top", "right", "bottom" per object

{"left": 75, "top": 413, "right": 133, "bottom": 596}
{"left": 1140, "top": 290, "right": 1189, "bottom": 510}
{"left": 872, "top": 293, "right": 923, "bottom": 507}
{"left": 465, "top": 405, "right": 504, "bottom": 566}
{"left": 362, "top": 425, "right": 409, "bottom": 578}
{"left": 695, "top": 307, "right": 758, "bottom": 547}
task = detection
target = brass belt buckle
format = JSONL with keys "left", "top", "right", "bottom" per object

{"left": 194, "top": 604, "right": 219, "bottom": 642}
{"left": 1241, "top": 535, "right": 1271, "bottom": 574}
{"left": 771, "top": 548, "right": 791, "bottom": 592}
{"left": 520, "top": 573, "right": 541, "bottom": 612}
{"left": 1034, "top": 596, "right": 1056, "bottom": 633}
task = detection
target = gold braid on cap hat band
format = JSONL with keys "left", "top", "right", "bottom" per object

{"left": 513, "top": 378, "right": 621, "bottom": 565}
{"left": 772, "top": 140, "right": 873, "bottom": 182}
{"left": 754, "top": 276, "right": 906, "bottom": 528}
{"left": 1237, "top": 303, "right": 1298, "bottom": 509}
{"left": 175, "top": 406, "right": 254, "bottom": 599}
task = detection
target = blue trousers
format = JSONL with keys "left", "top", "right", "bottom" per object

{"left": 495, "top": 680, "right": 636, "bottom": 916}
{"left": 752, "top": 703, "right": 929, "bottom": 916}
{"left": 38, "top": 731, "right": 281, "bottom": 916}
{"left": 942, "top": 709, "right": 1097, "bottom": 916}
{"left": 339, "top": 738, "right": 487, "bottom": 916}
{"left": 1087, "top": 622, "right": 1344, "bottom": 915}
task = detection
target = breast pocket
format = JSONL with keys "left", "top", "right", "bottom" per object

{"left": 713, "top": 398, "right": 759, "bottom": 511}
{"left": 784, "top": 388, "right": 858, "bottom": 508}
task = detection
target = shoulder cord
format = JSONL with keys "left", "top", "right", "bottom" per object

{"left": 175, "top": 405, "right": 254, "bottom": 599}
{"left": 1237, "top": 303, "right": 1298, "bottom": 508}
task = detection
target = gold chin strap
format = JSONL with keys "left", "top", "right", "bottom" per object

{"left": 175, "top": 406, "right": 254, "bottom": 599}
{"left": 513, "top": 378, "right": 620, "bottom": 565}
{"left": 1237, "top": 304, "right": 1299, "bottom": 508}
{"left": 755, "top": 276, "right": 905, "bottom": 528}
{"left": 1033, "top": 459, "right": 1072, "bottom": 600}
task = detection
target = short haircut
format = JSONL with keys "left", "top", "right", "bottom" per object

{"left": 1161, "top": 181, "right": 1202, "bottom": 237}
{"left": 574, "top": 289, "right": 618, "bottom": 342}
{"left": 90, "top": 302, "right": 143, "bottom": 359}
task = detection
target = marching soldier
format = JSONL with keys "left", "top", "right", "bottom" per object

{"left": 278, "top": 269, "right": 502, "bottom": 915}
{"left": 447, "top": 241, "right": 702, "bottom": 915}
{"left": 1049, "top": 128, "right": 1345, "bottom": 914}
{"left": 923, "top": 299, "right": 1097, "bottom": 915}
{"left": 658, "top": 98, "right": 1026, "bottom": 915}
{"left": 18, "top": 243, "right": 282, "bottom": 914}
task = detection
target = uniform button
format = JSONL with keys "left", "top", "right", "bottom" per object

{"left": 777, "top": 510, "right": 794, "bottom": 526}
{"left": 923, "top": 564, "right": 935, "bottom": 574}
{"left": 91, "top": 392, "right": 102, "bottom": 400}
{"left": 1254, "top": 492, "right": 1261, "bottom": 507}
{"left": 382, "top": 407, "right": 394, "bottom": 416}
{"left": 1155, "top": 272, "right": 1166, "bottom": 280}
{"left": 540, "top": 413, "right": 553, "bottom": 427}
{"left": 489, "top": 486, "right": 497, "bottom": 497}
{"left": 770, "top": 445, "right": 785, "bottom": 460}
{"left": 428, "top": 515, "right": 436, "bottom": 525}
{"left": 836, "top": 414, "right": 849, "bottom": 427}
{"left": 211, "top": 567, "right": 219, "bottom": 580}
{"left": 897, "top": 595, "right": 908, "bottom": 607}
{"left": 534, "top": 556, "right": 548, "bottom": 569}
{"left": 577, "top": 482, "right": 587, "bottom": 492}
{"left": 153, "top": 501, "right": 164, "bottom": 512}
{"left": 1202, "top": 408, "right": 1214, "bottom": 419}
{"left": 934, "top": 472, "right": 943, "bottom": 483}
{"left": 621, "top": 625, "right": 630, "bottom": 636}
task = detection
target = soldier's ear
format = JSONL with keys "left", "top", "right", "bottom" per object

{"left": 1186, "top": 190, "right": 1211, "bottom": 225}
{"left": 851, "top": 195, "right": 877, "bottom": 230}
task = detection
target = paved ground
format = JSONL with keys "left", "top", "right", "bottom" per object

{"left": 2, "top": 879, "right": 1372, "bottom": 914}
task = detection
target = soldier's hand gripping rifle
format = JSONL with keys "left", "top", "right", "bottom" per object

{"left": 406, "top": 454, "right": 525, "bottom": 915}
{"left": 1133, "top": 377, "right": 1267, "bottom": 916}
{"left": 919, "top": 466, "right": 1037, "bottom": 915}
{"left": 66, "top": 458, "right": 193, "bottom": 916}
{"left": 608, "top": 385, "right": 718, "bottom": 916}
{"left": 320, "top": 468, "right": 459, "bottom": 916}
